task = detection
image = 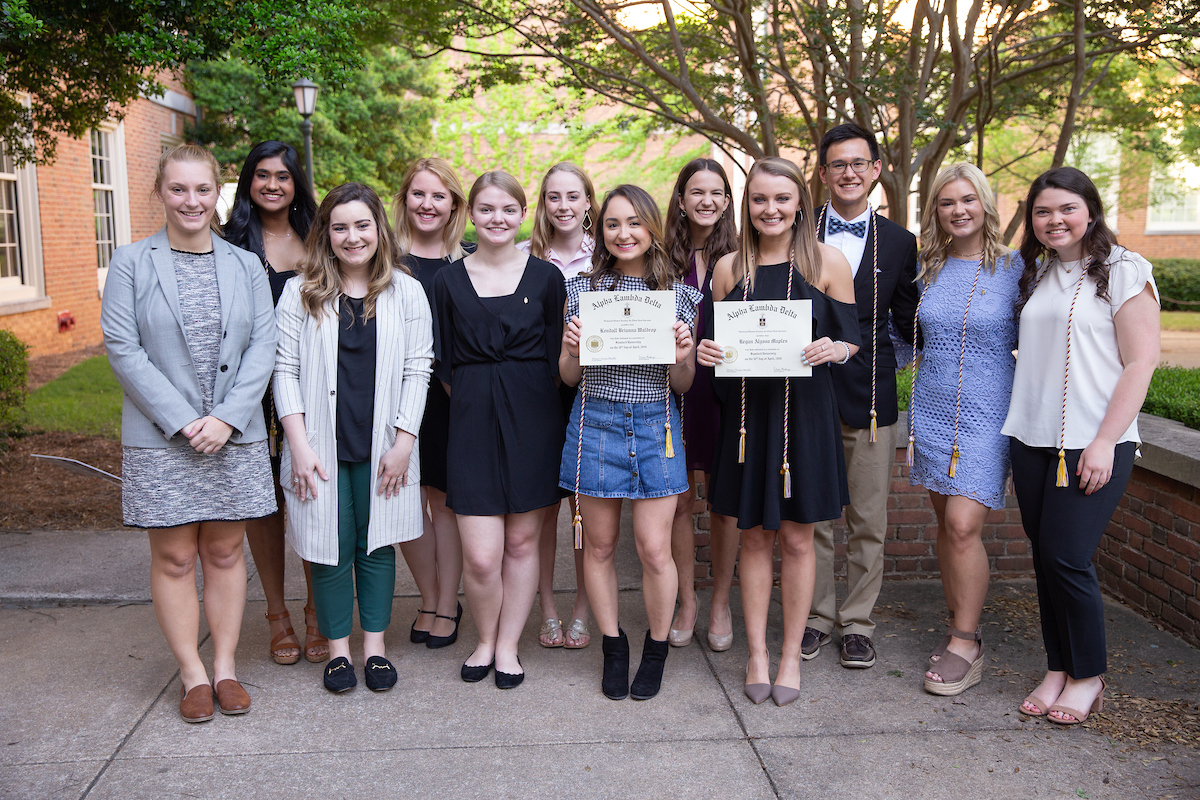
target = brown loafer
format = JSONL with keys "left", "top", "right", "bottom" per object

{"left": 213, "top": 679, "right": 251, "bottom": 715}
{"left": 179, "top": 684, "right": 214, "bottom": 723}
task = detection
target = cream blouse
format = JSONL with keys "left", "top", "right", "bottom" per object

{"left": 1002, "top": 246, "right": 1158, "bottom": 449}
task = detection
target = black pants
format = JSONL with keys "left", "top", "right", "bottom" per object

{"left": 1008, "top": 438, "right": 1136, "bottom": 679}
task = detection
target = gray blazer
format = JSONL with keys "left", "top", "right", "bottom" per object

{"left": 100, "top": 228, "right": 278, "bottom": 448}
{"left": 273, "top": 271, "right": 432, "bottom": 565}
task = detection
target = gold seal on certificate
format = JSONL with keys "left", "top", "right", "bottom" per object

{"left": 578, "top": 290, "right": 677, "bottom": 366}
{"left": 712, "top": 299, "right": 812, "bottom": 377}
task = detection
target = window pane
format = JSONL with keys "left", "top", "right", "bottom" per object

{"left": 0, "top": 177, "right": 20, "bottom": 280}
{"left": 94, "top": 188, "right": 115, "bottom": 270}
{"left": 91, "top": 129, "right": 111, "bottom": 186}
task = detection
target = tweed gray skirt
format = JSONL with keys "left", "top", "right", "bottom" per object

{"left": 121, "top": 441, "right": 277, "bottom": 529}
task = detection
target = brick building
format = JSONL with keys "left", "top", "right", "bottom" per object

{"left": 0, "top": 75, "right": 194, "bottom": 359}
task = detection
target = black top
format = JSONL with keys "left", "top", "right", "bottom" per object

{"left": 708, "top": 262, "right": 862, "bottom": 529}
{"left": 431, "top": 256, "right": 567, "bottom": 515}
{"left": 816, "top": 207, "right": 919, "bottom": 429}
{"left": 336, "top": 296, "right": 376, "bottom": 464}
{"left": 267, "top": 265, "right": 298, "bottom": 307}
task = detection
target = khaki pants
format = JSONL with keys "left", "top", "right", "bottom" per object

{"left": 810, "top": 421, "right": 895, "bottom": 639}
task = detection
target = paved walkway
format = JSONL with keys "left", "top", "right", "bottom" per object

{"left": 1, "top": 508, "right": 1197, "bottom": 799}
{"left": 1161, "top": 330, "right": 1200, "bottom": 369}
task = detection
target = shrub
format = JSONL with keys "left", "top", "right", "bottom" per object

{"left": 1151, "top": 259, "right": 1200, "bottom": 311}
{"left": 0, "top": 329, "right": 30, "bottom": 438}
{"left": 1143, "top": 366, "right": 1200, "bottom": 431}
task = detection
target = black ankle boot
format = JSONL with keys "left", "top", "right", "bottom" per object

{"left": 630, "top": 630, "right": 669, "bottom": 700}
{"left": 601, "top": 628, "right": 630, "bottom": 700}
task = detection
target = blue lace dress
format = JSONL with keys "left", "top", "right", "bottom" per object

{"left": 908, "top": 252, "right": 1023, "bottom": 509}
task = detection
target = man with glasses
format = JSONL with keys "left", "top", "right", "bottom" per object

{"left": 804, "top": 123, "right": 919, "bottom": 669}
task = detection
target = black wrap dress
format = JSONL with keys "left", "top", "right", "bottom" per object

{"left": 708, "top": 262, "right": 861, "bottom": 530}
{"left": 432, "top": 256, "right": 567, "bottom": 515}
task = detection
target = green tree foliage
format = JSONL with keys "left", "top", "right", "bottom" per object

{"left": 0, "top": 0, "right": 372, "bottom": 165}
{"left": 377, "top": 0, "right": 1200, "bottom": 226}
{"left": 187, "top": 48, "right": 437, "bottom": 193}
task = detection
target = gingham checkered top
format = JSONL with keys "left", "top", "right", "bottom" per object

{"left": 565, "top": 273, "right": 701, "bottom": 403}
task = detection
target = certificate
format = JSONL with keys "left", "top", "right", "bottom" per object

{"left": 578, "top": 290, "right": 677, "bottom": 366}
{"left": 712, "top": 299, "right": 812, "bottom": 378}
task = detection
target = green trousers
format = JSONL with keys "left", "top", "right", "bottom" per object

{"left": 310, "top": 460, "right": 395, "bottom": 639}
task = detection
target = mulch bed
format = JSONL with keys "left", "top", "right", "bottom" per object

{"left": 0, "top": 431, "right": 125, "bottom": 531}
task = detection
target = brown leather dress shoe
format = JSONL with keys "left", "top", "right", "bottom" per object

{"left": 179, "top": 684, "right": 215, "bottom": 723}
{"left": 213, "top": 679, "right": 251, "bottom": 715}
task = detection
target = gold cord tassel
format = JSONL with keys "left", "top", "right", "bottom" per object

{"left": 869, "top": 410, "right": 877, "bottom": 443}
{"left": 948, "top": 446, "right": 959, "bottom": 478}
{"left": 781, "top": 462, "right": 792, "bottom": 498}
{"left": 1056, "top": 449, "right": 1068, "bottom": 488}
{"left": 738, "top": 427, "right": 746, "bottom": 463}
{"left": 665, "top": 420, "right": 675, "bottom": 458}
{"left": 906, "top": 435, "right": 915, "bottom": 468}
{"left": 573, "top": 512, "right": 583, "bottom": 550}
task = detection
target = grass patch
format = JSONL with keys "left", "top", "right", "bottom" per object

{"left": 27, "top": 356, "right": 123, "bottom": 440}
{"left": 1161, "top": 311, "right": 1200, "bottom": 332}
{"left": 896, "top": 366, "right": 913, "bottom": 412}
{"left": 1143, "top": 365, "right": 1200, "bottom": 430}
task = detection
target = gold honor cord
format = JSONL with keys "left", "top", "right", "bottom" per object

{"left": 906, "top": 255, "right": 986, "bottom": 478}
{"left": 1026, "top": 258, "right": 1089, "bottom": 488}
{"left": 737, "top": 249, "right": 797, "bottom": 498}
{"left": 817, "top": 203, "right": 880, "bottom": 441}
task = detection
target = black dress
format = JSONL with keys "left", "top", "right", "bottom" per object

{"left": 708, "top": 262, "right": 861, "bottom": 530}
{"left": 432, "top": 256, "right": 567, "bottom": 515}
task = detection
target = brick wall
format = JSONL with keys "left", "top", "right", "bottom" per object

{"left": 692, "top": 444, "right": 1200, "bottom": 649}
{"left": 0, "top": 95, "right": 186, "bottom": 359}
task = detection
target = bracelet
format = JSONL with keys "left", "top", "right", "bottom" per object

{"left": 834, "top": 341, "right": 851, "bottom": 365}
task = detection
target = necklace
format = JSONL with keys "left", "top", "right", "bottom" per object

{"left": 950, "top": 248, "right": 983, "bottom": 259}
{"left": 263, "top": 228, "right": 293, "bottom": 239}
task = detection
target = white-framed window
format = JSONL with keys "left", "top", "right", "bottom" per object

{"left": 0, "top": 139, "right": 44, "bottom": 311}
{"left": 1146, "top": 163, "right": 1200, "bottom": 234}
{"left": 90, "top": 122, "right": 131, "bottom": 297}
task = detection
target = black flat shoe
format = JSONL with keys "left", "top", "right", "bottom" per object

{"left": 427, "top": 602, "right": 463, "bottom": 649}
{"left": 323, "top": 656, "right": 357, "bottom": 693}
{"left": 409, "top": 609, "right": 435, "bottom": 644}
{"left": 495, "top": 658, "right": 524, "bottom": 689}
{"left": 461, "top": 659, "right": 493, "bottom": 683}
{"left": 364, "top": 655, "right": 397, "bottom": 692}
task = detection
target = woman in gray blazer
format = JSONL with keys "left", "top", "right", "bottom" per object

{"left": 274, "top": 182, "right": 433, "bottom": 693}
{"left": 100, "top": 145, "right": 278, "bottom": 723}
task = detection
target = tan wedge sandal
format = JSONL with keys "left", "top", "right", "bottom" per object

{"left": 924, "top": 627, "right": 983, "bottom": 696}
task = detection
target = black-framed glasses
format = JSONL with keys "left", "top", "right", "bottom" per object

{"left": 823, "top": 159, "right": 876, "bottom": 175}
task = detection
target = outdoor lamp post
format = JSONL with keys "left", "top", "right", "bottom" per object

{"left": 291, "top": 78, "right": 319, "bottom": 187}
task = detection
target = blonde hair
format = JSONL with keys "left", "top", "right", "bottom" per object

{"left": 734, "top": 158, "right": 820, "bottom": 292}
{"left": 468, "top": 170, "right": 527, "bottom": 211}
{"left": 585, "top": 185, "right": 675, "bottom": 290}
{"left": 300, "top": 182, "right": 409, "bottom": 324}
{"left": 529, "top": 162, "right": 598, "bottom": 260}
{"left": 393, "top": 158, "right": 468, "bottom": 261}
{"left": 918, "top": 162, "right": 1007, "bottom": 284}
{"left": 154, "top": 143, "right": 224, "bottom": 235}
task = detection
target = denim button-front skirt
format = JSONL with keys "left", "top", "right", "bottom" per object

{"left": 559, "top": 394, "right": 689, "bottom": 500}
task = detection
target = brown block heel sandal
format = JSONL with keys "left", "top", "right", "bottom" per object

{"left": 304, "top": 605, "right": 330, "bottom": 663}
{"left": 1047, "top": 677, "right": 1106, "bottom": 725}
{"left": 265, "top": 611, "right": 301, "bottom": 665}
{"left": 924, "top": 627, "right": 983, "bottom": 696}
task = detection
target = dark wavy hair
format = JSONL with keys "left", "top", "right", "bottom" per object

{"left": 223, "top": 141, "right": 317, "bottom": 264}
{"left": 664, "top": 158, "right": 737, "bottom": 281}
{"left": 586, "top": 185, "right": 675, "bottom": 290}
{"left": 1017, "top": 167, "right": 1117, "bottom": 310}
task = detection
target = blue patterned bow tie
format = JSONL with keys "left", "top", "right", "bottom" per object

{"left": 828, "top": 217, "right": 867, "bottom": 238}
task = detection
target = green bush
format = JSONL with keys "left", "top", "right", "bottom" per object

{"left": 1151, "top": 259, "right": 1200, "bottom": 311}
{"left": 0, "top": 329, "right": 30, "bottom": 438}
{"left": 1143, "top": 366, "right": 1200, "bottom": 430}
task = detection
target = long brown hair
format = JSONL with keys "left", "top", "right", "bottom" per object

{"left": 1018, "top": 166, "right": 1118, "bottom": 309}
{"left": 665, "top": 158, "right": 738, "bottom": 280}
{"left": 918, "top": 162, "right": 1007, "bottom": 284}
{"left": 392, "top": 158, "right": 468, "bottom": 261}
{"left": 734, "top": 158, "right": 820, "bottom": 292}
{"left": 586, "top": 185, "right": 675, "bottom": 290}
{"left": 300, "top": 182, "right": 408, "bottom": 324}
{"left": 529, "top": 162, "right": 598, "bottom": 260}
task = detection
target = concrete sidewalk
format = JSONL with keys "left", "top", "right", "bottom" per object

{"left": 1, "top": 507, "right": 1197, "bottom": 799}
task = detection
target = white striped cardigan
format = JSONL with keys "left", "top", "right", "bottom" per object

{"left": 273, "top": 271, "right": 433, "bottom": 566}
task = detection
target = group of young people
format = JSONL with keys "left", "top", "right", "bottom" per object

{"left": 100, "top": 122, "right": 1159, "bottom": 726}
